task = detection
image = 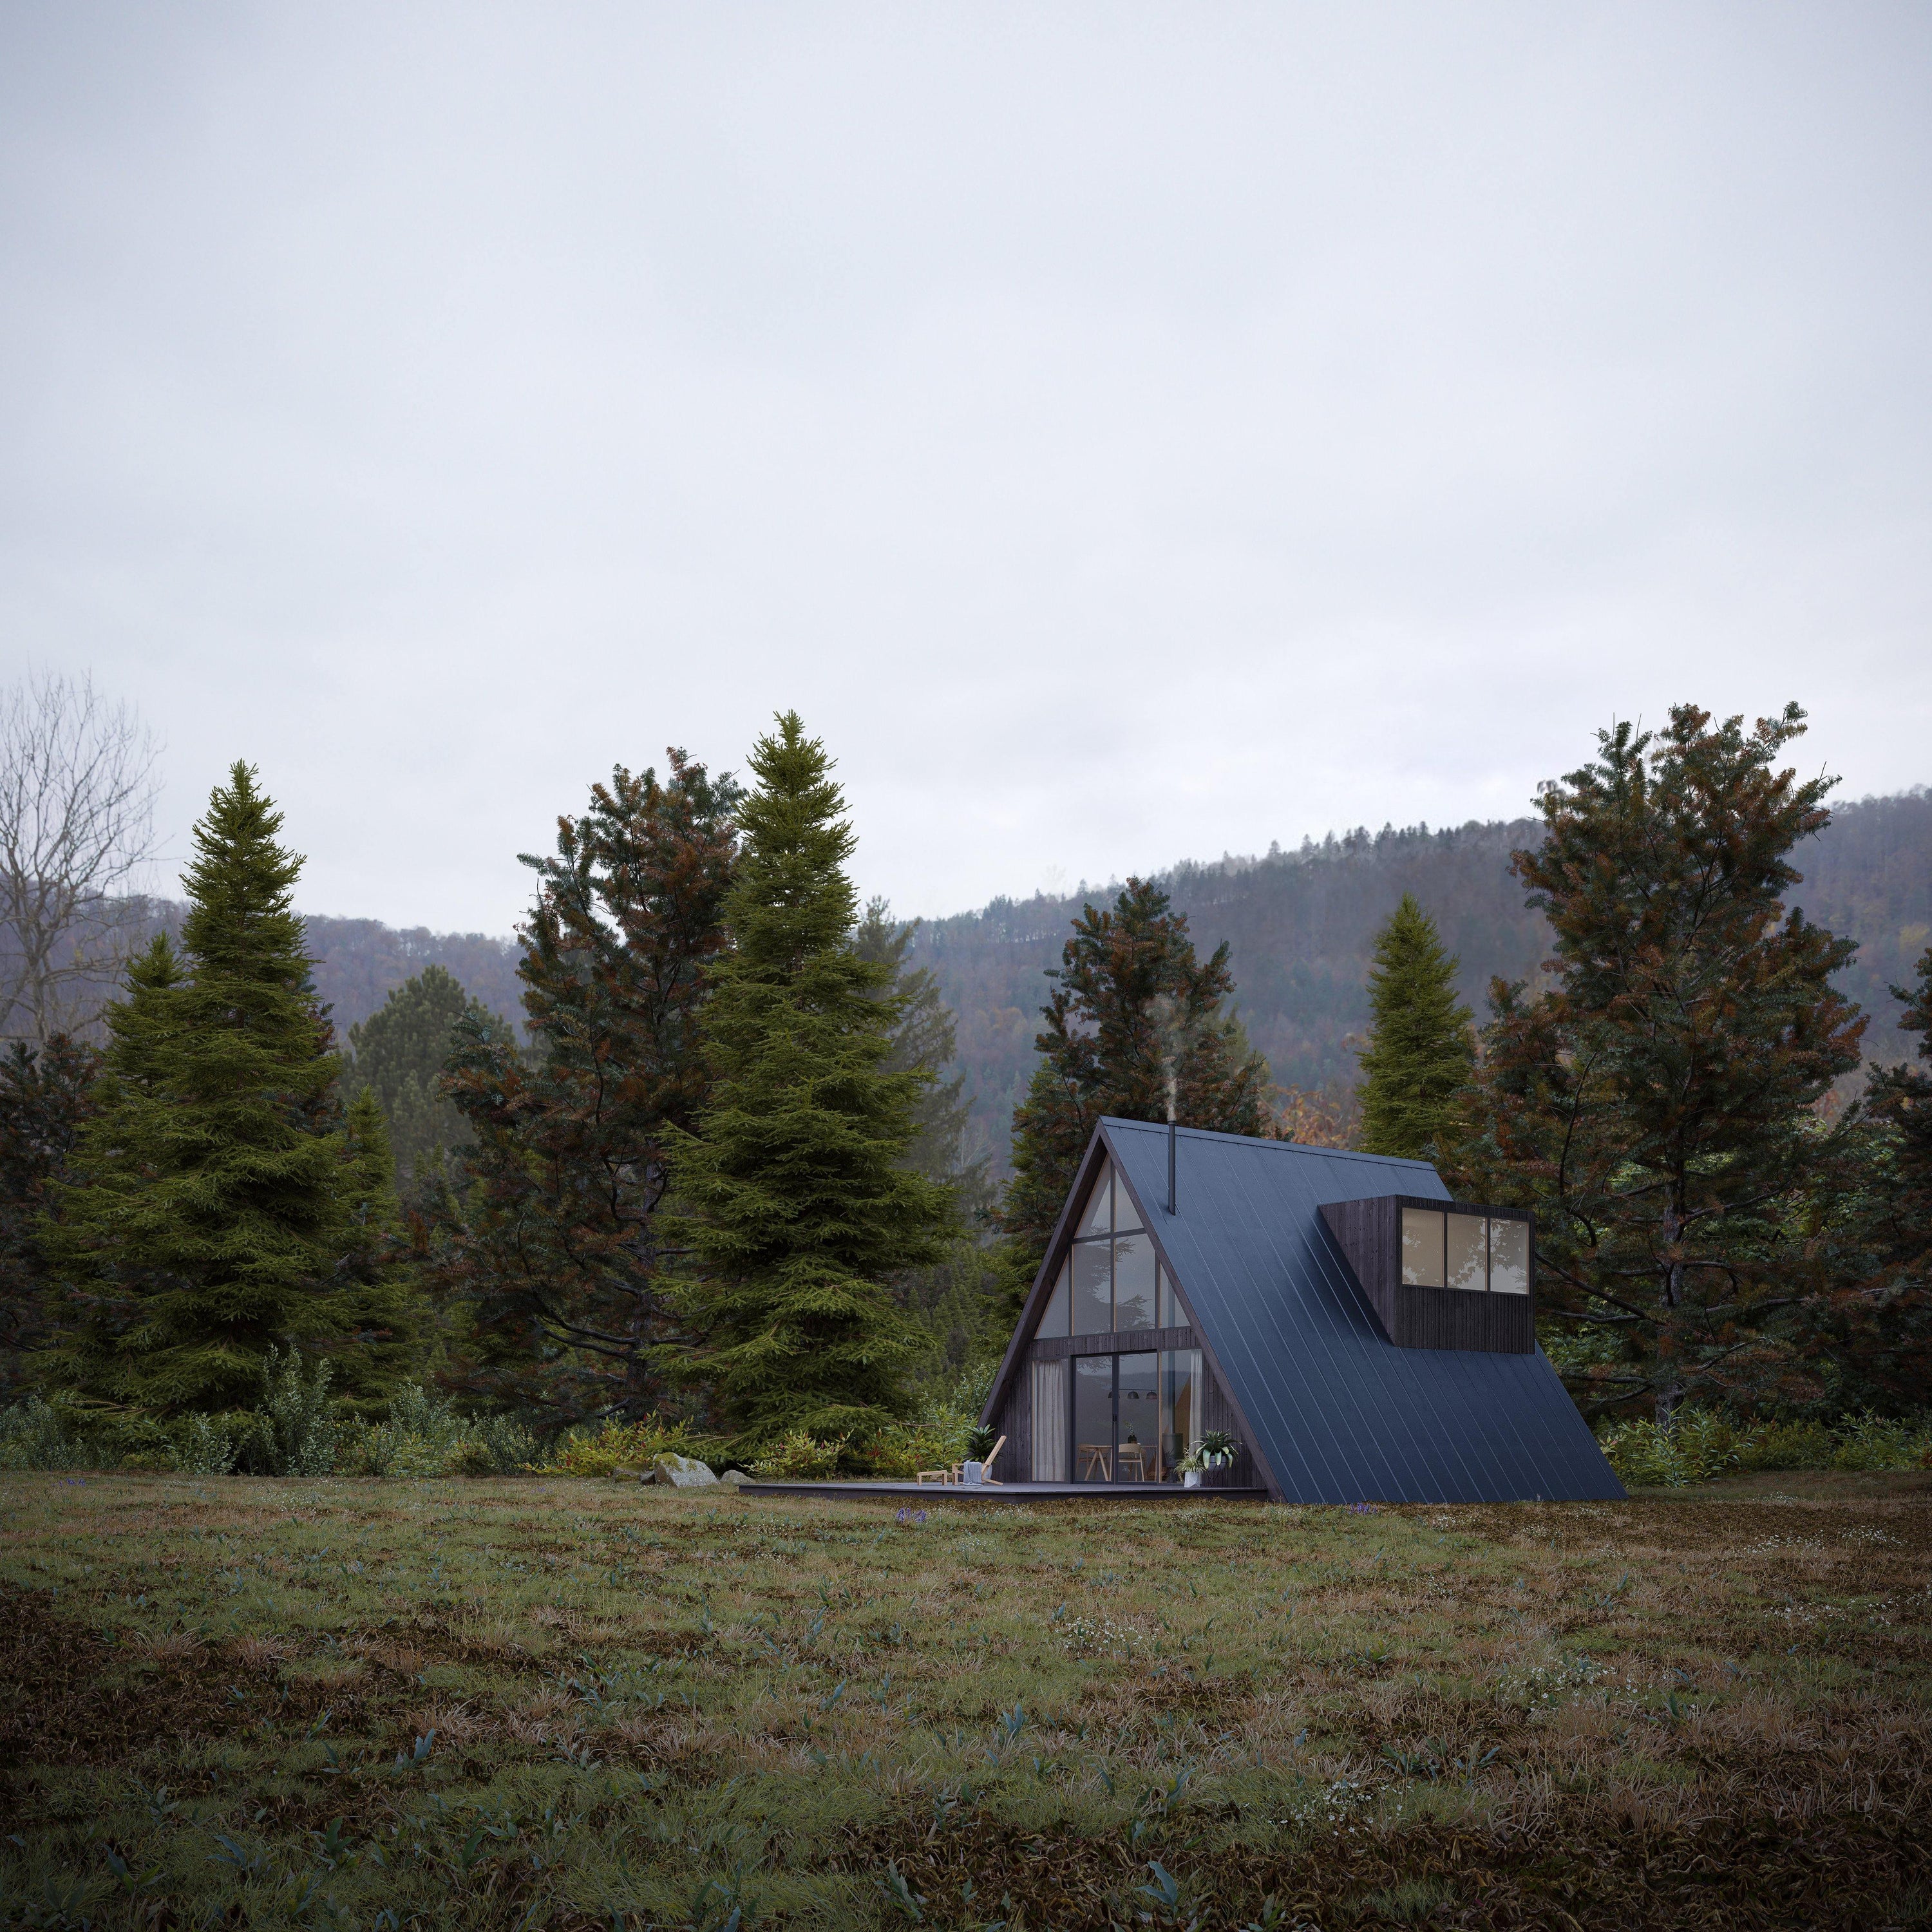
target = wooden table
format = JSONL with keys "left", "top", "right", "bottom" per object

{"left": 1077, "top": 1444, "right": 1112, "bottom": 1481}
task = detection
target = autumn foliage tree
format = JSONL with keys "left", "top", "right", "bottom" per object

{"left": 431, "top": 753, "right": 738, "bottom": 1426}
{"left": 999, "top": 877, "right": 1272, "bottom": 1280}
{"left": 1455, "top": 705, "right": 1867, "bottom": 1424}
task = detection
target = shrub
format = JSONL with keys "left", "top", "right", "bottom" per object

{"left": 750, "top": 1430, "right": 847, "bottom": 1480}
{"left": 851, "top": 1425, "right": 956, "bottom": 1480}
{"left": 1602, "top": 1407, "right": 1932, "bottom": 1484}
{"left": 1599, "top": 1412, "right": 1740, "bottom": 1488}
{"left": 344, "top": 1384, "right": 535, "bottom": 1479}
{"left": 538, "top": 1414, "right": 724, "bottom": 1479}
{"left": 0, "top": 1397, "right": 92, "bottom": 1472}
{"left": 166, "top": 1412, "right": 240, "bottom": 1475}
{"left": 1830, "top": 1412, "right": 1932, "bottom": 1472}
{"left": 262, "top": 1347, "right": 339, "bottom": 1477}
{"left": 1736, "top": 1420, "right": 1836, "bottom": 1472}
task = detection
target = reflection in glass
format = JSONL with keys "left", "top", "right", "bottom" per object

{"left": 1401, "top": 1207, "right": 1446, "bottom": 1287}
{"left": 1157, "top": 1262, "right": 1178, "bottom": 1330}
{"left": 1039, "top": 1258, "right": 1070, "bottom": 1336}
{"left": 1112, "top": 1177, "right": 1144, "bottom": 1233}
{"left": 1113, "top": 1233, "right": 1157, "bottom": 1332}
{"left": 1488, "top": 1217, "right": 1530, "bottom": 1294}
{"left": 1160, "top": 1348, "right": 1201, "bottom": 1481}
{"left": 1077, "top": 1165, "right": 1113, "bottom": 1238}
{"left": 1116, "top": 1353, "right": 1159, "bottom": 1480}
{"left": 1073, "top": 1356, "right": 1114, "bottom": 1482}
{"left": 1446, "top": 1212, "right": 1488, "bottom": 1292}
{"left": 1072, "top": 1240, "right": 1113, "bottom": 1334}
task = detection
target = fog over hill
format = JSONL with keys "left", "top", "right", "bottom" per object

{"left": 115, "top": 786, "right": 1932, "bottom": 1161}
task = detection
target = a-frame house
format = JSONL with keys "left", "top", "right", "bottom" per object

{"left": 980, "top": 1117, "right": 1625, "bottom": 1504}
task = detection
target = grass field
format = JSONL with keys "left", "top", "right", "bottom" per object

{"left": 0, "top": 1473, "right": 1926, "bottom": 1931}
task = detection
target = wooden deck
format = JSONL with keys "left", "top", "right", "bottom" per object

{"left": 735, "top": 1479, "right": 1269, "bottom": 1502}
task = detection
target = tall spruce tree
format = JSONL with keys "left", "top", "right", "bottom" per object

{"left": 344, "top": 965, "right": 489, "bottom": 1197}
{"left": 1455, "top": 706, "right": 1866, "bottom": 1424}
{"left": 0, "top": 1032, "right": 102, "bottom": 1394}
{"left": 431, "top": 753, "right": 737, "bottom": 1425}
{"left": 667, "top": 714, "right": 949, "bottom": 1444}
{"left": 327, "top": 1087, "right": 423, "bottom": 1417}
{"left": 44, "top": 765, "right": 353, "bottom": 1413}
{"left": 1355, "top": 893, "right": 1475, "bottom": 1160}
{"left": 854, "top": 898, "right": 1003, "bottom": 1380}
{"left": 1848, "top": 943, "right": 1932, "bottom": 1401}
{"left": 999, "top": 877, "right": 1273, "bottom": 1280}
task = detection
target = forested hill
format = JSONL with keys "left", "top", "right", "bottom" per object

{"left": 148, "top": 783, "right": 1924, "bottom": 1151}
{"left": 903, "top": 787, "right": 1932, "bottom": 1153}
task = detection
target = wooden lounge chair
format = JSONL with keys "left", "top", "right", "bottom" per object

{"left": 916, "top": 1434, "right": 1008, "bottom": 1486}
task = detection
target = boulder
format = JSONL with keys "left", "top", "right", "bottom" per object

{"left": 717, "top": 1468, "right": 754, "bottom": 1488}
{"left": 649, "top": 1453, "right": 719, "bottom": 1489}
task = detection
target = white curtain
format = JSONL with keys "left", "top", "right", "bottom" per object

{"left": 1030, "top": 1358, "right": 1068, "bottom": 1482}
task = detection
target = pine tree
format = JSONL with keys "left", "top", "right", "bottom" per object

{"left": 327, "top": 1087, "right": 423, "bottom": 1417}
{"left": 0, "top": 1032, "right": 102, "bottom": 1394}
{"left": 1846, "top": 943, "right": 1932, "bottom": 1400}
{"left": 667, "top": 715, "right": 949, "bottom": 1445}
{"left": 1355, "top": 893, "right": 1475, "bottom": 1160}
{"left": 343, "top": 965, "right": 489, "bottom": 1197}
{"left": 999, "top": 876, "right": 1273, "bottom": 1278}
{"left": 1456, "top": 705, "right": 1866, "bottom": 1425}
{"left": 431, "top": 753, "right": 737, "bottom": 1425}
{"left": 44, "top": 765, "right": 351, "bottom": 1414}
{"left": 853, "top": 898, "right": 1003, "bottom": 1381}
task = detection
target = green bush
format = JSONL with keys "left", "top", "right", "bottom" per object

{"left": 262, "top": 1347, "right": 339, "bottom": 1476}
{"left": 750, "top": 1430, "right": 848, "bottom": 1480}
{"left": 343, "top": 1384, "right": 534, "bottom": 1479}
{"left": 1736, "top": 1420, "right": 1836, "bottom": 1472}
{"left": 1830, "top": 1412, "right": 1932, "bottom": 1472}
{"left": 1599, "top": 1411, "right": 1741, "bottom": 1488}
{"left": 1603, "top": 1408, "right": 1932, "bottom": 1484}
{"left": 850, "top": 1424, "right": 956, "bottom": 1480}
{"left": 536, "top": 1413, "right": 724, "bottom": 1479}
{"left": 0, "top": 1397, "right": 93, "bottom": 1472}
{"left": 166, "top": 1412, "right": 240, "bottom": 1475}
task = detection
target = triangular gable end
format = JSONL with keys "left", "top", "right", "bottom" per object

{"left": 979, "top": 1121, "right": 1285, "bottom": 1499}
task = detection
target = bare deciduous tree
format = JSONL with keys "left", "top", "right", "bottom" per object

{"left": 0, "top": 671, "right": 162, "bottom": 1043}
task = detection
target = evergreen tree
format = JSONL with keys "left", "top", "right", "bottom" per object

{"left": 667, "top": 714, "right": 949, "bottom": 1445}
{"left": 343, "top": 965, "right": 489, "bottom": 1197}
{"left": 1455, "top": 706, "right": 1866, "bottom": 1425}
{"left": 1845, "top": 943, "right": 1932, "bottom": 1403}
{"left": 431, "top": 753, "right": 737, "bottom": 1425}
{"left": 854, "top": 898, "right": 1003, "bottom": 1381}
{"left": 44, "top": 765, "right": 352, "bottom": 1414}
{"left": 0, "top": 1032, "right": 102, "bottom": 1394}
{"left": 999, "top": 877, "right": 1273, "bottom": 1279}
{"left": 1355, "top": 893, "right": 1475, "bottom": 1160}
{"left": 327, "top": 1086, "right": 423, "bottom": 1417}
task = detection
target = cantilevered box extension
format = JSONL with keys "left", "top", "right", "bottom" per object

{"left": 1320, "top": 1195, "right": 1536, "bottom": 1353}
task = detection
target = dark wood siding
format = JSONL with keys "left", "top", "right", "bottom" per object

{"left": 1028, "top": 1325, "right": 1197, "bottom": 1361}
{"left": 1321, "top": 1195, "right": 1535, "bottom": 1354}
{"left": 989, "top": 1363, "right": 1032, "bottom": 1483}
{"left": 1200, "top": 1359, "right": 1258, "bottom": 1489}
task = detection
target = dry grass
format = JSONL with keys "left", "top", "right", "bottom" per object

{"left": 0, "top": 1471, "right": 1926, "bottom": 1929}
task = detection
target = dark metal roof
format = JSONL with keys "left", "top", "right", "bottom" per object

{"left": 1091, "top": 1117, "right": 1625, "bottom": 1504}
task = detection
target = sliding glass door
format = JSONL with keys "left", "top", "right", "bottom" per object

{"left": 1069, "top": 1351, "right": 1173, "bottom": 1482}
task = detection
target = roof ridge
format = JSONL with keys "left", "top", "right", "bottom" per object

{"left": 1097, "top": 1115, "right": 1437, "bottom": 1170}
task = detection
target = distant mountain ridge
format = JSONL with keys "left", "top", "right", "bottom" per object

{"left": 124, "top": 785, "right": 1928, "bottom": 1154}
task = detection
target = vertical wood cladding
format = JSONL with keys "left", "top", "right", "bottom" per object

{"left": 1320, "top": 1195, "right": 1535, "bottom": 1354}
{"left": 990, "top": 1367, "right": 1032, "bottom": 1484}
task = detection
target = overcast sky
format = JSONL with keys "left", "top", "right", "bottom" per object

{"left": 3, "top": 4, "right": 1929, "bottom": 934}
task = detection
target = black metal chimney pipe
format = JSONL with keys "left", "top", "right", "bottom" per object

{"left": 1167, "top": 1118, "right": 1177, "bottom": 1215}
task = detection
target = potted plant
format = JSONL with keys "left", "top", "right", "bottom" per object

{"left": 1179, "top": 1431, "right": 1238, "bottom": 1488}
{"left": 961, "top": 1423, "right": 998, "bottom": 1486}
